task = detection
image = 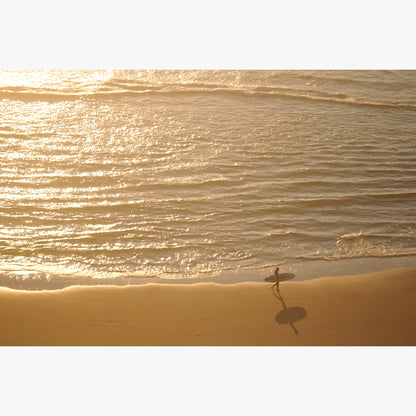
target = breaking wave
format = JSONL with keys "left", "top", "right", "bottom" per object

{"left": 1, "top": 80, "right": 416, "bottom": 111}
{"left": 297, "top": 251, "right": 416, "bottom": 261}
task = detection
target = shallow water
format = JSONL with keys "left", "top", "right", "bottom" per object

{"left": 1, "top": 70, "right": 415, "bottom": 289}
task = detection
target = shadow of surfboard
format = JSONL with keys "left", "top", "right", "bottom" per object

{"left": 273, "top": 289, "right": 307, "bottom": 335}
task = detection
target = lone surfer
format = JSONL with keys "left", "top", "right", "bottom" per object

{"left": 272, "top": 267, "right": 280, "bottom": 290}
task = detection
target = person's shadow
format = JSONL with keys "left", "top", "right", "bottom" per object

{"left": 273, "top": 288, "right": 307, "bottom": 335}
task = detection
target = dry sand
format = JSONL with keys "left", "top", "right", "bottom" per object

{"left": 0, "top": 268, "right": 415, "bottom": 346}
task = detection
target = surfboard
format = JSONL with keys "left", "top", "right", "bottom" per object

{"left": 264, "top": 272, "right": 295, "bottom": 283}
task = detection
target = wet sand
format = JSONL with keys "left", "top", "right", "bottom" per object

{"left": 0, "top": 268, "right": 415, "bottom": 346}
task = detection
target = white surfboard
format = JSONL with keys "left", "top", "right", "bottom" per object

{"left": 264, "top": 272, "right": 295, "bottom": 283}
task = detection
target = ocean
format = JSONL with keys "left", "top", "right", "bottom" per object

{"left": 0, "top": 70, "right": 415, "bottom": 290}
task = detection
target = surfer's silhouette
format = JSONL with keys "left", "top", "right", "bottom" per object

{"left": 271, "top": 267, "right": 280, "bottom": 290}
{"left": 272, "top": 275, "right": 307, "bottom": 335}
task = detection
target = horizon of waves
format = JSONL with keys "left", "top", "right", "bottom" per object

{"left": 1, "top": 85, "right": 416, "bottom": 112}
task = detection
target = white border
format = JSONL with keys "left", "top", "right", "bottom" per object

{"left": 1, "top": 347, "right": 415, "bottom": 415}
{"left": 1, "top": 0, "right": 415, "bottom": 69}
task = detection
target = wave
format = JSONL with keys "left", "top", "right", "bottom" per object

{"left": 286, "top": 191, "right": 416, "bottom": 208}
{"left": 263, "top": 231, "right": 330, "bottom": 242}
{"left": 0, "top": 132, "right": 31, "bottom": 139}
{"left": 0, "top": 89, "right": 85, "bottom": 102}
{"left": 297, "top": 251, "right": 416, "bottom": 261}
{"left": 3, "top": 188, "right": 412, "bottom": 213}
{"left": 2, "top": 84, "right": 416, "bottom": 111}
{"left": 337, "top": 231, "right": 415, "bottom": 242}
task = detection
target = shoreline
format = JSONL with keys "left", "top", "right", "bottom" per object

{"left": 1, "top": 267, "right": 415, "bottom": 346}
{"left": 1, "top": 255, "right": 415, "bottom": 291}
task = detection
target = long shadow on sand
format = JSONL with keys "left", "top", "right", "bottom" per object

{"left": 273, "top": 288, "right": 307, "bottom": 335}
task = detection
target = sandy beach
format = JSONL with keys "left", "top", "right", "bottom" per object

{"left": 0, "top": 267, "right": 415, "bottom": 346}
